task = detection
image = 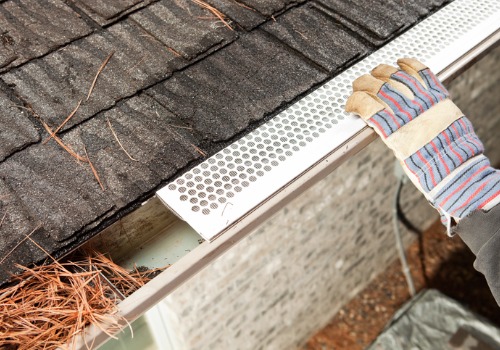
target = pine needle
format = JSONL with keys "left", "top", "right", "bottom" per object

{"left": 161, "top": 115, "right": 206, "bottom": 157}
{"left": 126, "top": 55, "right": 147, "bottom": 74}
{"left": 0, "top": 224, "right": 41, "bottom": 265}
{"left": 40, "top": 119, "right": 87, "bottom": 162}
{"left": 191, "top": 0, "right": 233, "bottom": 30}
{"left": 167, "top": 47, "right": 182, "bottom": 57}
{"left": 43, "top": 99, "right": 82, "bottom": 144}
{"left": 232, "top": 0, "right": 254, "bottom": 11}
{"left": 106, "top": 117, "right": 138, "bottom": 162}
{"left": 24, "top": 232, "right": 60, "bottom": 266}
{"left": 0, "top": 211, "right": 6, "bottom": 228}
{"left": 191, "top": 144, "right": 207, "bottom": 157}
{"left": 18, "top": 104, "right": 87, "bottom": 163}
{"left": 86, "top": 51, "right": 114, "bottom": 101}
{"left": 0, "top": 250, "right": 165, "bottom": 350}
{"left": 83, "top": 145, "right": 105, "bottom": 191}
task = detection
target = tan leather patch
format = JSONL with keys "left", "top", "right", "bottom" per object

{"left": 385, "top": 99, "right": 464, "bottom": 160}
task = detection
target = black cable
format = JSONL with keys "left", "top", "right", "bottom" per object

{"left": 393, "top": 178, "right": 416, "bottom": 297}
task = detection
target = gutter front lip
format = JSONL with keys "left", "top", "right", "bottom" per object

{"left": 73, "top": 2, "right": 500, "bottom": 349}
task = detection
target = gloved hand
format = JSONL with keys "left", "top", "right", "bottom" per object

{"left": 345, "top": 58, "right": 500, "bottom": 233}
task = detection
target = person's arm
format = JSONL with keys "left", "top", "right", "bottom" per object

{"left": 345, "top": 58, "right": 500, "bottom": 304}
{"left": 455, "top": 204, "right": 500, "bottom": 305}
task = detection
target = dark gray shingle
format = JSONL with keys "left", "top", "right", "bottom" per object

{"left": 130, "top": 0, "right": 237, "bottom": 60}
{"left": 239, "top": 0, "right": 305, "bottom": 17}
{"left": 316, "top": 0, "right": 405, "bottom": 41}
{"left": 0, "top": 141, "right": 115, "bottom": 243}
{"left": 147, "top": 30, "right": 328, "bottom": 142}
{"left": 2, "top": 19, "right": 182, "bottom": 131}
{"left": 204, "top": 0, "right": 266, "bottom": 30}
{"left": 263, "top": 4, "right": 369, "bottom": 72}
{"left": 0, "top": 87, "right": 39, "bottom": 162}
{"left": 0, "top": 0, "right": 92, "bottom": 71}
{"left": 64, "top": 95, "right": 202, "bottom": 208}
{"left": 315, "top": 0, "right": 450, "bottom": 45}
{"left": 0, "top": 176, "right": 49, "bottom": 284}
{"left": 70, "top": 0, "right": 154, "bottom": 26}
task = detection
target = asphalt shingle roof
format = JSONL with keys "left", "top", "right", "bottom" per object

{"left": 0, "top": 0, "right": 450, "bottom": 284}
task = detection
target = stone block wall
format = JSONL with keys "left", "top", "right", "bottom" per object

{"left": 161, "top": 46, "right": 500, "bottom": 350}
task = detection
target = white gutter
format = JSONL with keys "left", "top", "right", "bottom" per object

{"left": 75, "top": 0, "right": 500, "bottom": 348}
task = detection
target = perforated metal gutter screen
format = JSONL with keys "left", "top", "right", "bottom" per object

{"left": 157, "top": 0, "right": 500, "bottom": 241}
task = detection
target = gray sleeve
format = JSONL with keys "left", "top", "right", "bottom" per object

{"left": 455, "top": 204, "right": 500, "bottom": 306}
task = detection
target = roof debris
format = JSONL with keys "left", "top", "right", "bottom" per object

{"left": 0, "top": 224, "right": 40, "bottom": 266}
{"left": 191, "top": 0, "right": 233, "bottom": 29}
{"left": 39, "top": 117, "right": 87, "bottom": 163}
{"left": 43, "top": 99, "right": 82, "bottom": 144}
{"left": 83, "top": 145, "right": 105, "bottom": 191}
{"left": 0, "top": 248, "right": 167, "bottom": 350}
{"left": 86, "top": 51, "right": 115, "bottom": 101}
{"left": 106, "top": 117, "right": 138, "bottom": 162}
{"left": 38, "top": 51, "right": 118, "bottom": 191}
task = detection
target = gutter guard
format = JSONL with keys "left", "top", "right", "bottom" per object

{"left": 157, "top": 0, "right": 500, "bottom": 241}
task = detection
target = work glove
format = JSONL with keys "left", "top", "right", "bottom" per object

{"left": 345, "top": 58, "right": 500, "bottom": 233}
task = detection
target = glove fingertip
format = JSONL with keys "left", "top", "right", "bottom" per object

{"left": 371, "top": 64, "right": 398, "bottom": 81}
{"left": 397, "top": 58, "right": 429, "bottom": 87}
{"left": 345, "top": 91, "right": 384, "bottom": 120}
{"left": 352, "top": 74, "right": 384, "bottom": 94}
{"left": 397, "top": 57, "right": 428, "bottom": 72}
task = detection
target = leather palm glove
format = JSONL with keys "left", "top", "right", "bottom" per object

{"left": 345, "top": 58, "right": 500, "bottom": 233}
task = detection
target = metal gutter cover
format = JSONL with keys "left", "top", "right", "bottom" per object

{"left": 157, "top": 0, "right": 500, "bottom": 241}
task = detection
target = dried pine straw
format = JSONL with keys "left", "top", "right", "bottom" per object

{"left": 83, "top": 145, "right": 105, "bottom": 191}
{"left": 106, "top": 117, "right": 138, "bottom": 162}
{"left": 0, "top": 250, "right": 166, "bottom": 350}
{"left": 40, "top": 119, "right": 87, "bottom": 163}
{"left": 86, "top": 51, "right": 114, "bottom": 101}
{"left": 89, "top": 251, "right": 167, "bottom": 297}
{"left": 161, "top": 117, "right": 207, "bottom": 157}
{"left": 43, "top": 99, "right": 82, "bottom": 144}
{"left": 167, "top": 47, "right": 182, "bottom": 57}
{"left": 191, "top": 143, "right": 207, "bottom": 157}
{"left": 191, "top": 0, "right": 233, "bottom": 29}
{"left": 0, "top": 225, "right": 40, "bottom": 265}
{"left": 21, "top": 105, "right": 86, "bottom": 163}
{"left": 40, "top": 116, "right": 105, "bottom": 191}
{"left": 0, "top": 211, "right": 6, "bottom": 228}
{"left": 232, "top": 0, "right": 254, "bottom": 11}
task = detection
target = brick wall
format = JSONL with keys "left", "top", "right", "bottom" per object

{"left": 160, "top": 46, "right": 500, "bottom": 350}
